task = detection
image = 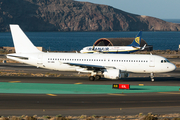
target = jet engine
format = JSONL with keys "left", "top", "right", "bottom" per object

{"left": 103, "top": 69, "right": 128, "bottom": 79}
{"left": 103, "top": 69, "right": 120, "bottom": 79}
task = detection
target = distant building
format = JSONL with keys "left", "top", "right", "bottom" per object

{"left": 2, "top": 47, "right": 15, "bottom": 53}
{"left": 2, "top": 46, "right": 45, "bottom": 53}
{"left": 36, "top": 47, "right": 46, "bottom": 52}
{"left": 93, "top": 38, "right": 153, "bottom": 51}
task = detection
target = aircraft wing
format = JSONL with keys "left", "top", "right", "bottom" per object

{"left": 64, "top": 62, "right": 115, "bottom": 69}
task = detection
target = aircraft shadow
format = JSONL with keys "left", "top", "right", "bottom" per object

{"left": 100, "top": 77, "right": 180, "bottom": 82}
{"left": 122, "top": 77, "right": 180, "bottom": 82}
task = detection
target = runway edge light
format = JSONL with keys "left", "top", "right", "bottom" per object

{"left": 112, "top": 84, "right": 130, "bottom": 89}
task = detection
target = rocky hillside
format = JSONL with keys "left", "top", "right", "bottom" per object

{"left": 0, "top": 0, "right": 180, "bottom": 32}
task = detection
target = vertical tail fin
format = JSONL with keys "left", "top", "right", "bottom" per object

{"left": 10, "top": 24, "right": 41, "bottom": 53}
{"left": 128, "top": 31, "right": 142, "bottom": 47}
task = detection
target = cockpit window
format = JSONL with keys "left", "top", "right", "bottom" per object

{"left": 161, "top": 59, "right": 170, "bottom": 63}
{"left": 166, "top": 59, "right": 170, "bottom": 62}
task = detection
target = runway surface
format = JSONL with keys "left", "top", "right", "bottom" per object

{"left": 0, "top": 62, "right": 180, "bottom": 116}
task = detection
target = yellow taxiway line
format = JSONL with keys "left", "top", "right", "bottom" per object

{"left": 47, "top": 94, "right": 57, "bottom": 96}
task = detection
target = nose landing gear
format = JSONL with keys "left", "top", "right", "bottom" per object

{"left": 150, "top": 73, "right": 154, "bottom": 81}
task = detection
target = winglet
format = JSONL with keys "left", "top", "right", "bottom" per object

{"left": 141, "top": 44, "right": 146, "bottom": 50}
{"left": 10, "top": 24, "right": 41, "bottom": 53}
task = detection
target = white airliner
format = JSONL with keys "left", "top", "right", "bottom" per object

{"left": 7, "top": 25, "right": 176, "bottom": 81}
{"left": 80, "top": 31, "right": 146, "bottom": 54}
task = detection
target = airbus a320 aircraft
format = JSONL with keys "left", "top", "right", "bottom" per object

{"left": 80, "top": 31, "right": 146, "bottom": 54}
{"left": 7, "top": 25, "right": 176, "bottom": 81}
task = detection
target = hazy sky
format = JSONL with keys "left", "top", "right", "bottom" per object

{"left": 75, "top": 0, "right": 180, "bottom": 19}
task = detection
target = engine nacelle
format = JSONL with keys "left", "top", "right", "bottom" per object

{"left": 103, "top": 69, "right": 129, "bottom": 79}
{"left": 103, "top": 69, "right": 121, "bottom": 79}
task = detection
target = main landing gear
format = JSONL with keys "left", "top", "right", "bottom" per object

{"left": 150, "top": 73, "right": 154, "bottom": 82}
{"left": 89, "top": 75, "right": 101, "bottom": 81}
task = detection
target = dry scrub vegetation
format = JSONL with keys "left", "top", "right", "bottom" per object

{"left": 0, "top": 113, "right": 180, "bottom": 120}
{"left": 0, "top": 72, "right": 63, "bottom": 77}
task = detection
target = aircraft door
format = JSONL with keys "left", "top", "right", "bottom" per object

{"left": 149, "top": 57, "right": 155, "bottom": 67}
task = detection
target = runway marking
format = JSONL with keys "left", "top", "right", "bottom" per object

{"left": 9, "top": 81, "right": 21, "bottom": 83}
{"left": 74, "top": 82, "right": 83, "bottom": 84}
{"left": 47, "top": 94, "right": 57, "bottom": 96}
{"left": 158, "top": 92, "right": 180, "bottom": 95}
{"left": 108, "top": 94, "right": 126, "bottom": 96}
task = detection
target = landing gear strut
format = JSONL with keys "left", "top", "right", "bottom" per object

{"left": 150, "top": 73, "right": 154, "bottom": 82}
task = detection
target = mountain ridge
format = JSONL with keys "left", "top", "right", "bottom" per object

{"left": 0, "top": 0, "right": 180, "bottom": 32}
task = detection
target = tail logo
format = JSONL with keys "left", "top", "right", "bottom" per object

{"left": 135, "top": 37, "right": 140, "bottom": 45}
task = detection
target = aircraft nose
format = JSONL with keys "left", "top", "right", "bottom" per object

{"left": 169, "top": 63, "right": 176, "bottom": 71}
